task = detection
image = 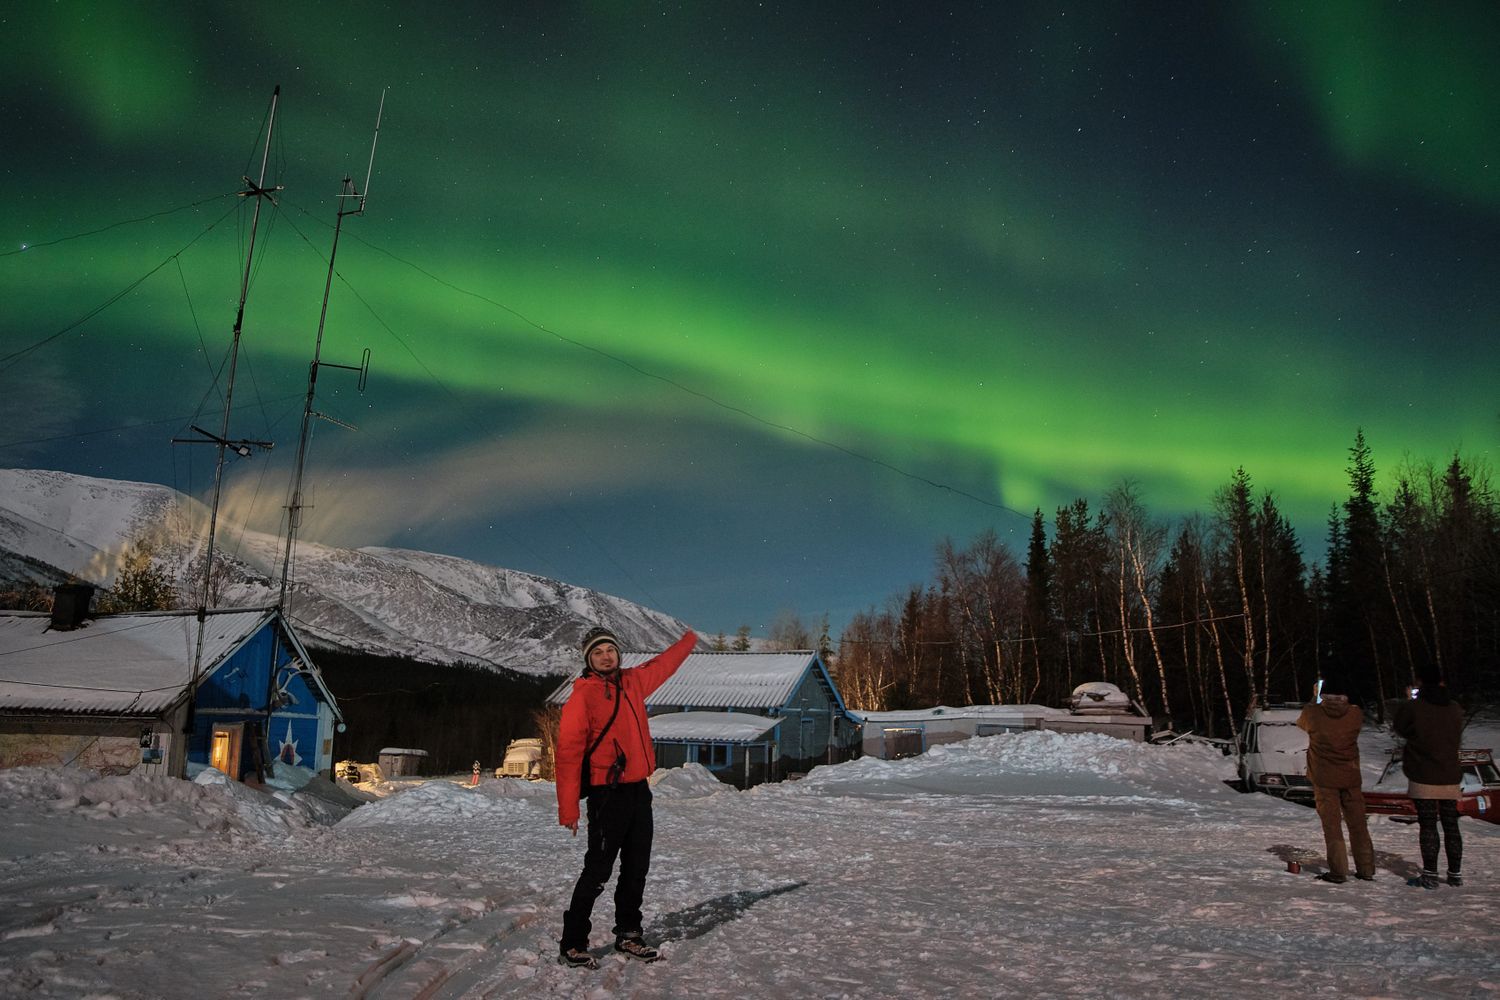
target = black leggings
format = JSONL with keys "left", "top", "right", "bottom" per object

{"left": 1414, "top": 798, "right": 1461, "bottom": 875}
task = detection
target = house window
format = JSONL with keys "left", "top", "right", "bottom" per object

{"left": 702, "top": 744, "right": 729, "bottom": 768}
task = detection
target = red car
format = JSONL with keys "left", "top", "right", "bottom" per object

{"left": 1364, "top": 748, "right": 1500, "bottom": 824}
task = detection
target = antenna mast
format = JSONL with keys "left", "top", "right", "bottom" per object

{"left": 180, "top": 85, "right": 283, "bottom": 737}
{"left": 277, "top": 90, "right": 384, "bottom": 610}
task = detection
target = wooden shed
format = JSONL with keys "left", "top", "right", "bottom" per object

{"left": 377, "top": 747, "right": 429, "bottom": 777}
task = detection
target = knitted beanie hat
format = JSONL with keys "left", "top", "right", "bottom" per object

{"left": 580, "top": 625, "right": 620, "bottom": 665}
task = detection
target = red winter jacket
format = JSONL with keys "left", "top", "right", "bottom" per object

{"left": 556, "top": 630, "right": 697, "bottom": 827}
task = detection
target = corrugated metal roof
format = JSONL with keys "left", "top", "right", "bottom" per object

{"left": 0, "top": 610, "right": 274, "bottom": 715}
{"left": 851, "top": 704, "right": 1058, "bottom": 724}
{"left": 550, "top": 651, "right": 821, "bottom": 709}
{"left": 648, "top": 711, "right": 783, "bottom": 743}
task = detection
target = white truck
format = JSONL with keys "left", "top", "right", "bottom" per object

{"left": 1236, "top": 703, "right": 1314, "bottom": 804}
{"left": 495, "top": 738, "right": 545, "bottom": 780}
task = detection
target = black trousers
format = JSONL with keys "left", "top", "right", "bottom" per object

{"left": 561, "top": 780, "right": 653, "bottom": 950}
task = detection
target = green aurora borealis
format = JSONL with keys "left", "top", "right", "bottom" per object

{"left": 2, "top": 2, "right": 1497, "bottom": 635}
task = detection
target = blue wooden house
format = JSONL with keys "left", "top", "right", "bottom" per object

{"left": 0, "top": 598, "right": 343, "bottom": 782}
{"left": 550, "top": 649, "right": 860, "bottom": 786}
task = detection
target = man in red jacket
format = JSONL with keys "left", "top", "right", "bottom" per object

{"left": 556, "top": 624, "right": 697, "bottom": 968}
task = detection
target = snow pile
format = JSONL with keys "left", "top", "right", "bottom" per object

{"left": 649, "top": 762, "right": 733, "bottom": 799}
{"left": 338, "top": 777, "right": 538, "bottom": 829}
{"left": 789, "top": 729, "right": 1236, "bottom": 806}
{"left": 0, "top": 766, "right": 323, "bottom": 857}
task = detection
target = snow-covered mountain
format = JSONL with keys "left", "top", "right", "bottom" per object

{"left": 0, "top": 468, "right": 696, "bottom": 676}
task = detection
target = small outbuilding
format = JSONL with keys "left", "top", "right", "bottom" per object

{"left": 854, "top": 683, "right": 1151, "bottom": 759}
{"left": 0, "top": 595, "right": 343, "bottom": 781}
{"left": 377, "top": 747, "right": 429, "bottom": 777}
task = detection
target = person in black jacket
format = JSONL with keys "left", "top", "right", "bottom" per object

{"left": 1393, "top": 669, "right": 1465, "bottom": 889}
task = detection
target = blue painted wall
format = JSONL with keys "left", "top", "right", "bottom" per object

{"left": 188, "top": 618, "right": 331, "bottom": 776}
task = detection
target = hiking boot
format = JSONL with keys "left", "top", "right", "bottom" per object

{"left": 1314, "top": 872, "right": 1347, "bottom": 884}
{"left": 1406, "top": 871, "right": 1439, "bottom": 890}
{"left": 558, "top": 947, "right": 599, "bottom": 969}
{"left": 1446, "top": 871, "right": 1463, "bottom": 887}
{"left": 1354, "top": 873, "right": 1375, "bottom": 881}
{"left": 615, "top": 936, "right": 660, "bottom": 962}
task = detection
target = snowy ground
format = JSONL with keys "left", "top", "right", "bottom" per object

{"left": 1, "top": 725, "right": 1496, "bottom": 999}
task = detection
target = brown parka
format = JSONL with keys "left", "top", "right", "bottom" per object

{"left": 1296, "top": 696, "right": 1364, "bottom": 789}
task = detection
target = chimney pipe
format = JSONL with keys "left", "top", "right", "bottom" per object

{"left": 50, "top": 583, "right": 96, "bottom": 631}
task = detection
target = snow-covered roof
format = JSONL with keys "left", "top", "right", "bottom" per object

{"left": 851, "top": 704, "right": 1061, "bottom": 725}
{"left": 648, "top": 711, "right": 783, "bottom": 743}
{"left": 0, "top": 609, "right": 278, "bottom": 715}
{"left": 550, "top": 650, "right": 828, "bottom": 710}
{"left": 849, "top": 703, "right": 1153, "bottom": 728}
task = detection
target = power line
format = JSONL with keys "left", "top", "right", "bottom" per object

{"left": 0, "top": 202, "right": 240, "bottom": 371}
{"left": 0, "top": 616, "right": 171, "bottom": 657}
{"left": 11, "top": 188, "right": 1030, "bottom": 526}
{"left": 0, "top": 191, "right": 238, "bottom": 258}
{"left": 0, "top": 394, "right": 303, "bottom": 451}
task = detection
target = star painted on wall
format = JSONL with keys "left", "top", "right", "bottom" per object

{"left": 278, "top": 719, "right": 303, "bottom": 767}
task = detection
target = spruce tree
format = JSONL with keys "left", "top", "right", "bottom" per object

{"left": 1024, "top": 509, "right": 1056, "bottom": 703}
{"left": 1335, "top": 429, "right": 1384, "bottom": 704}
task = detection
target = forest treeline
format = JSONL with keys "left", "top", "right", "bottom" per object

{"left": 829, "top": 432, "right": 1499, "bottom": 739}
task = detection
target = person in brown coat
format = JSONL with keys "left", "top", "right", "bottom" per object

{"left": 1393, "top": 669, "right": 1465, "bottom": 889}
{"left": 1296, "top": 676, "right": 1375, "bottom": 883}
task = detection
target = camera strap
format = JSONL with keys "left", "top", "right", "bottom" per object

{"left": 583, "top": 673, "right": 623, "bottom": 774}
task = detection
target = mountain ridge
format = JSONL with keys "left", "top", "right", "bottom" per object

{"left": 0, "top": 468, "right": 697, "bottom": 676}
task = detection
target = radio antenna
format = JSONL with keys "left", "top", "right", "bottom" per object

{"left": 179, "top": 85, "right": 283, "bottom": 741}
{"left": 277, "top": 89, "right": 385, "bottom": 610}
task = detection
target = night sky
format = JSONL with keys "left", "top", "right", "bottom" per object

{"left": 3, "top": 2, "right": 1497, "bottom": 639}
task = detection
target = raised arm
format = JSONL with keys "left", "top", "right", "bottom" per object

{"left": 625, "top": 630, "right": 698, "bottom": 699}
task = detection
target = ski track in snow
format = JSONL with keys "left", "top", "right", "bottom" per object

{"left": 1, "top": 730, "right": 1497, "bottom": 998}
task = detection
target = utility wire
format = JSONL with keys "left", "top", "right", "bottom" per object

{"left": 0, "top": 616, "right": 171, "bottom": 656}
{"left": 11, "top": 188, "right": 1028, "bottom": 527}
{"left": 0, "top": 394, "right": 303, "bottom": 451}
{"left": 270, "top": 206, "right": 569, "bottom": 583}
{"left": 0, "top": 192, "right": 239, "bottom": 258}
{"left": 0, "top": 202, "right": 240, "bottom": 371}
{"left": 280, "top": 198, "right": 1031, "bottom": 525}
{"left": 277, "top": 205, "right": 460, "bottom": 398}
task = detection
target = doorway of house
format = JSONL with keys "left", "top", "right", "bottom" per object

{"left": 210, "top": 723, "right": 244, "bottom": 779}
